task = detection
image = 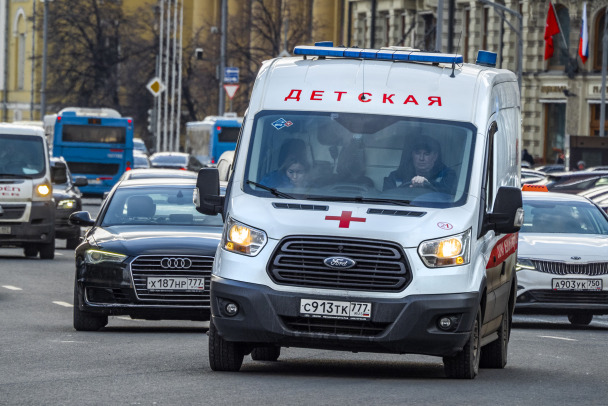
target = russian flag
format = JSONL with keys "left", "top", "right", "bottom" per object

{"left": 579, "top": 2, "right": 589, "bottom": 64}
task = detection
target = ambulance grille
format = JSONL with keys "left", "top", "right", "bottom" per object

{"left": 268, "top": 236, "right": 410, "bottom": 292}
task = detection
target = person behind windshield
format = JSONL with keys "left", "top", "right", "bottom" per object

{"left": 261, "top": 154, "right": 310, "bottom": 189}
{"left": 383, "top": 135, "right": 457, "bottom": 194}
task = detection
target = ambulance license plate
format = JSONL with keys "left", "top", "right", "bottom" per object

{"left": 300, "top": 299, "right": 371, "bottom": 320}
{"left": 147, "top": 277, "right": 205, "bottom": 292}
{"left": 0, "top": 226, "right": 10, "bottom": 234}
{"left": 552, "top": 278, "right": 602, "bottom": 291}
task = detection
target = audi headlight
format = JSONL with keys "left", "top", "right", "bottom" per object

{"left": 85, "top": 249, "right": 127, "bottom": 264}
{"left": 515, "top": 258, "right": 535, "bottom": 272}
{"left": 418, "top": 229, "right": 471, "bottom": 268}
{"left": 222, "top": 217, "right": 267, "bottom": 256}
{"left": 57, "top": 199, "right": 76, "bottom": 210}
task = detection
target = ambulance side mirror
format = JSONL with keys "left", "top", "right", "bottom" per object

{"left": 195, "top": 168, "right": 224, "bottom": 216}
{"left": 487, "top": 186, "right": 523, "bottom": 234}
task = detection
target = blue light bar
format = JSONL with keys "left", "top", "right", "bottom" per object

{"left": 293, "top": 45, "right": 463, "bottom": 65}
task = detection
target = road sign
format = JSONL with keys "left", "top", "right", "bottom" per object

{"left": 223, "top": 84, "right": 239, "bottom": 99}
{"left": 224, "top": 67, "right": 239, "bottom": 84}
{"left": 146, "top": 77, "right": 165, "bottom": 97}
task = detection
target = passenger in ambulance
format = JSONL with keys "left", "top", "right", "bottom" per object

{"left": 383, "top": 135, "right": 457, "bottom": 194}
{"left": 331, "top": 137, "right": 376, "bottom": 190}
{"left": 261, "top": 153, "right": 310, "bottom": 189}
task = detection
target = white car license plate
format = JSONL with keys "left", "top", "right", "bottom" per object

{"left": 300, "top": 299, "right": 371, "bottom": 320}
{"left": 88, "top": 178, "right": 102, "bottom": 185}
{"left": 0, "top": 226, "right": 10, "bottom": 234}
{"left": 147, "top": 277, "right": 205, "bottom": 291}
{"left": 552, "top": 278, "right": 602, "bottom": 291}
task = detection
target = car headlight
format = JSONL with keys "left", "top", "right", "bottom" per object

{"left": 57, "top": 199, "right": 77, "bottom": 210}
{"left": 515, "top": 258, "right": 535, "bottom": 272}
{"left": 33, "top": 182, "right": 52, "bottom": 200}
{"left": 418, "top": 229, "right": 471, "bottom": 268}
{"left": 85, "top": 249, "right": 127, "bottom": 264}
{"left": 222, "top": 217, "right": 267, "bottom": 256}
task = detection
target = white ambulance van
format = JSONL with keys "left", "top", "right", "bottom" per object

{"left": 0, "top": 123, "right": 55, "bottom": 258}
{"left": 195, "top": 43, "right": 523, "bottom": 379}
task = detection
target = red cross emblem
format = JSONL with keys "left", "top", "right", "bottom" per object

{"left": 325, "top": 211, "right": 366, "bottom": 228}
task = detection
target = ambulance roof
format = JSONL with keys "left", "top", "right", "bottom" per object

{"left": 254, "top": 44, "right": 518, "bottom": 123}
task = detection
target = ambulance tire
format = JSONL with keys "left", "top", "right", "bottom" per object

{"left": 23, "top": 245, "right": 38, "bottom": 258}
{"left": 251, "top": 346, "right": 281, "bottom": 362}
{"left": 443, "top": 306, "right": 481, "bottom": 379}
{"left": 39, "top": 240, "right": 55, "bottom": 260}
{"left": 480, "top": 309, "right": 509, "bottom": 369}
{"left": 208, "top": 320, "right": 244, "bottom": 372}
{"left": 567, "top": 313, "right": 593, "bottom": 326}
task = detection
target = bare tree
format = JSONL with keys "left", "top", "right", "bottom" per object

{"left": 226, "top": 0, "right": 313, "bottom": 114}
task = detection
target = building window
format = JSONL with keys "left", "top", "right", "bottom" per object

{"left": 419, "top": 14, "right": 436, "bottom": 51}
{"left": 548, "top": 4, "right": 569, "bottom": 71}
{"left": 544, "top": 103, "right": 566, "bottom": 164}
{"left": 593, "top": 7, "right": 606, "bottom": 72}
{"left": 590, "top": 104, "right": 608, "bottom": 136}
{"left": 17, "top": 33, "right": 25, "bottom": 90}
{"left": 482, "top": 6, "right": 489, "bottom": 51}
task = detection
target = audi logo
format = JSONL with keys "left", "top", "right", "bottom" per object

{"left": 160, "top": 257, "right": 192, "bottom": 269}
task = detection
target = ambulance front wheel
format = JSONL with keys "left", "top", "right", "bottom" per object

{"left": 208, "top": 320, "right": 245, "bottom": 372}
{"left": 443, "top": 305, "right": 481, "bottom": 379}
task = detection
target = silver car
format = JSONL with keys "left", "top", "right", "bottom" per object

{"left": 516, "top": 191, "right": 608, "bottom": 325}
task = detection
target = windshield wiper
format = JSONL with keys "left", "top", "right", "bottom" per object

{"left": 246, "top": 180, "right": 295, "bottom": 199}
{"left": 305, "top": 195, "right": 411, "bottom": 206}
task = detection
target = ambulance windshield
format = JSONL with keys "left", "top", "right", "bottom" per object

{"left": 244, "top": 111, "right": 476, "bottom": 208}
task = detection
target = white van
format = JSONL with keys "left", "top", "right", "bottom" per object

{"left": 195, "top": 43, "right": 523, "bottom": 379}
{"left": 0, "top": 123, "right": 55, "bottom": 258}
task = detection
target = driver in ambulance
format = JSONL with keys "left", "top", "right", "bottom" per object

{"left": 383, "top": 135, "right": 457, "bottom": 194}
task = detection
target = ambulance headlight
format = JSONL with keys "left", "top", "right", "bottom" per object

{"left": 35, "top": 183, "right": 52, "bottom": 197}
{"left": 222, "top": 217, "right": 267, "bottom": 256}
{"left": 418, "top": 229, "right": 471, "bottom": 268}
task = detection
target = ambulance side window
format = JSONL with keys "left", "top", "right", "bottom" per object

{"left": 485, "top": 122, "right": 498, "bottom": 212}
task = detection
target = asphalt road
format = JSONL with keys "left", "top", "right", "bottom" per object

{"left": 2, "top": 242, "right": 608, "bottom": 406}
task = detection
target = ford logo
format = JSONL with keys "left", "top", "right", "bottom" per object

{"left": 323, "top": 257, "right": 356, "bottom": 269}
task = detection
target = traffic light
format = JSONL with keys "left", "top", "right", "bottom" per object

{"left": 147, "top": 108, "right": 155, "bottom": 134}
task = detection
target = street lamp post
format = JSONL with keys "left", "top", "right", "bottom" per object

{"left": 40, "top": 0, "right": 49, "bottom": 118}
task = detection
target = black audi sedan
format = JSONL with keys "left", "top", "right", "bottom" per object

{"left": 68, "top": 177, "right": 224, "bottom": 331}
{"left": 50, "top": 157, "right": 88, "bottom": 249}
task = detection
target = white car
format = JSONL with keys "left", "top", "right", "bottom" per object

{"left": 516, "top": 191, "right": 608, "bottom": 325}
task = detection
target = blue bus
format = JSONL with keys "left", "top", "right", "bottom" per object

{"left": 185, "top": 114, "right": 243, "bottom": 165}
{"left": 44, "top": 107, "right": 134, "bottom": 196}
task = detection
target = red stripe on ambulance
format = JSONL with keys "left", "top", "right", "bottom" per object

{"left": 486, "top": 233, "right": 518, "bottom": 269}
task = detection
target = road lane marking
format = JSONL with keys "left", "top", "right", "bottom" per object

{"left": 117, "top": 316, "right": 145, "bottom": 322}
{"left": 53, "top": 301, "right": 73, "bottom": 308}
{"left": 2, "top": 285, "right": 22, "bottom": 291}
{"left": 539, "top": 335, "right": 577, "bottom": 342}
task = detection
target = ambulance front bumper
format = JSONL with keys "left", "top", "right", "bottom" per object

{"left": 211, "top": 276, "right": 480, "bottom": 357}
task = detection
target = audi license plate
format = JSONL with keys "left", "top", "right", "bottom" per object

{"left": 552, "top": 278, "right": 602, "bottom": 291}
{"left": 147, "top": 277, "right": 205, "bottom": 292}
{"left": 0, "top": 226, "right": 10, "bottom": 234}
{"left": 300, "top": 299, "right": 371, "bottom": 320}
